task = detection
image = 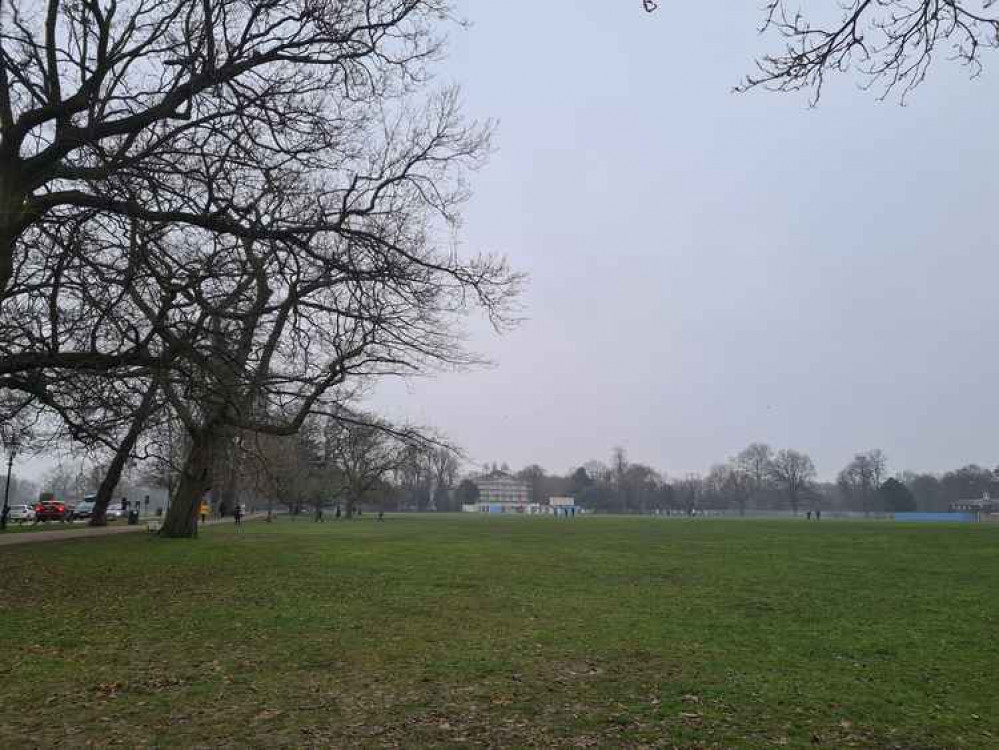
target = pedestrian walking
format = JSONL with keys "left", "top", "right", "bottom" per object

{"left": 807, "top": 510, "right": 812, "bottom": 520}
{"left": 335, "top": 504, "right": 341, "bottom": 520}
{"left": 199, "top": 500, "right": 210, "bottom": 524}
{"left": 233, "top": 503, "right": 243, "bottom": 529}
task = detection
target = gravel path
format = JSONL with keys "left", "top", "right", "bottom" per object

{"left": 0, "top": 515, "right": 254, "bottom": 547}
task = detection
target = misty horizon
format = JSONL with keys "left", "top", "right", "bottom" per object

{"left": 365, "top": 1, "right": 999, "bottom": 481}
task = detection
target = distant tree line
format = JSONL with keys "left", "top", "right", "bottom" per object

{"left": 203, "top": 412, "right": 460, "bottom": 519}
{"left": 496, "top": 445, "right": 998, "bottom": 516}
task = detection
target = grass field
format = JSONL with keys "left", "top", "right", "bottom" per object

{"left": 0, "top": 515, "right": 996, "bottom": 749}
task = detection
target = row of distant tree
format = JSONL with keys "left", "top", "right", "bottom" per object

{"left": 25, "top": 412, "right": 462, "bottom": 519}
{"left": 18, "top": 439, "right": 999, "bottom": 518}
{"left": 487, "top": 446, "right": 997, "bottom": 515}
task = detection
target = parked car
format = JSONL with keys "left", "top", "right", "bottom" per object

{"left": 34, "top": 500, "right": 74, "bottom": 522}
{"left": 72, "top": 496, "right": 97, "bottom": 520}
{"left": 105, "top": 502, "right": 125, "bottom": 520}
{"left": 7, "top": 504, "right": 36, "bottom": 523}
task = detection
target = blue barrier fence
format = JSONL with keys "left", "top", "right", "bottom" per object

{"left": 894, "top": 512, "right": 977, "bottom": 523}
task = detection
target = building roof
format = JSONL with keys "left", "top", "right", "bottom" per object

{"left": 473, "top": 470, "right": 529, "bottom": 489}
{"left": 950, "top": 493, "right": 999, "bottom": 511}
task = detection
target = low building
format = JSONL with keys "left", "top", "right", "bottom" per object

{"left": 462, "top": 470, "right": 531, "bottom": 513}
{"left": 476, "top": 470, "right": 530, "bottom": 506}
{"left": 461, "top": 474, "right": 580, "bottom": 516}
{"left": 546, "top": 496, "right": 578, "bottom": 517}
{"left": 950, "top": 492, "right": 999, "bottom": 521}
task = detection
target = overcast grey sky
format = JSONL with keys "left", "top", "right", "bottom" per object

{"left": 15, "top": 2, "right": 997, "bottom": 486}
{"left": 369, "top": 0, "right": 999, "bottom": 480}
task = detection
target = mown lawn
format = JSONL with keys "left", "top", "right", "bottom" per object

{"left": 0, "top": 515, "right": 996, "bottom": 748}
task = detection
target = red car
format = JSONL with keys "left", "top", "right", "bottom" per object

{"left": 34, "top": 500, "right": 74, "bottom": 522}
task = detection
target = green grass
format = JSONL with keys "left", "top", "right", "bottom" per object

{"left": 1, "top": 516, "right": 996, "bottom": 748}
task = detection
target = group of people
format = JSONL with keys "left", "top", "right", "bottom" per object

{"left": 191, "top": 500, "right": 390, "bottom": 527}
{"left": 198, "top": 500, "right": 243, "bottom": 527}
{"left": 313, "top": 504, "right": 342, "bottom": 522}
{"left": 805, "top": 510, "right": 822, "bottom": 520}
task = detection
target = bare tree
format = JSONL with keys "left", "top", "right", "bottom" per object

{"left": 769, "top": 449, "right": 816, "bottom": 515}
{"left": 427, "top": 447, "right": 459, "bottom": 511}
{"left": 838, "top": 449, "right": 888, "bottom": 516}
{"left": 393, "top": 441, "right": 457, "bottom": 511}
{"left": 737, "top": 442, "right": 774, "bottom": 509}
{"left": 741, "top": 1, "right": 999, "bottom": 102}
{"left": 0, "top": 0, "right": 463, "bottom": 296}
{"left": 0, "top": 2, "right": 520, "bottom": 539}
{"left": 517, "top": 464, "right": 546, "bottom": 505}
{"left": 41, "top": 462, "right": 77, "bottom": 502}
{"left": 677, "top": 474, "right": 702, "bottom": 515}
{"left": 708, "top": 460, "right": 753, "bottom": 516}
{"left": 324, "top": 415, "right": 410, "bottom": 518}
{"left": 396, "top": 444, "right": 433, "bottom": 511}
{"left": 255, "top": 425, "right": 327, "bottom": 518}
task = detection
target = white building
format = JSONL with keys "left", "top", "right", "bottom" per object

{"left": 465, "top": 470, "right": 532, "bottom": 513}
{"left": 463, "top": 473, "right": 581, "bottom": 516}
{"left": 545, "top": 496, "right": 578, "bottom": 517}
{"left": 477, "top": 470, "right": 529, "bottom": 504}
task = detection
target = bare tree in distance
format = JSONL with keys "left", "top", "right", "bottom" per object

{"left": 427, "top": 447, "right": 459, "bottom": 511}
{"left": 838, "top": 450, "right": 888, "bottom": 516}
{"left": 517, "top": 464, "right": 546, "bottom": 505}
{"left": 324, "top": 414, "right": 421, "bottom": 518}
{"left": 709, "top": 461, "right": 753, "bottom": 516}
{"left": 677, "top": 474, "right": 702, "bottom": 515}
{"left": 257, "top": 425, "right": 328, "bottom": 518}
{"left": 769, "top": 449, "right": 816, "bottom": 515}
{"left": 737, "top": 442, "right": 774, "bottom": 508}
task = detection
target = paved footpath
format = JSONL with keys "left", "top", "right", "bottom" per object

{"left": 0, "top": 516, "right": 253, "bottom": 547}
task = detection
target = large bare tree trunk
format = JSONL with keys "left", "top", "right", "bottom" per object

{"left": 90, "top": 466, "right": 121, "bottom": 528}
{"left": 216, "top": 440, "right": 239, "bottom": 516}
{"left": 160, "top": 428, "right": 218, "bottom": 538}
{"left": 91, "top": 381, "right": 159, "bottom": 526}
{"left": 0, "top": 178, "right": 23, "bottom": 296}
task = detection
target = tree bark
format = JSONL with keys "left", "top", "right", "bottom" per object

{"left": 90, "top": 381, "right": 160, "bottom": 526}
{"left": 90, "top": 465, "right": 121, "bottom": 528}
{"left": 160, "top": 427, "right": 218, "bottom": 538}
{"left": 0, "top": 171, "right": 25, "bottom": 297}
